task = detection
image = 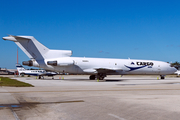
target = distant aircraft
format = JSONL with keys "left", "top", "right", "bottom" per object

{"left": 16, "top": 64, "right": 57, "bottom": 79}
{"left": 0, "top": 67, "right": 14, "bottom": 75}
{"left": 3, "top": 35, "right": 177, "bottom": 80}
{"left": 174, "top": 70, "right": 180, "bottom": 76}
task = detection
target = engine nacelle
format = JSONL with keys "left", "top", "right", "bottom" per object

{"left": 47, "top": 61, "right": 57, "bottom": 66}
{"left": 23, "top": 60, "right": 33, "bottom": 66}
{"left": 22, "top": 60, "right": 39, "bottom": 67}
{"left": 47, "top": 58, "right": 74, "bottom": 66}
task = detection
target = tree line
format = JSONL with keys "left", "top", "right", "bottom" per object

{"left": 171, "top": 61, "right": 180, "bottom": 70}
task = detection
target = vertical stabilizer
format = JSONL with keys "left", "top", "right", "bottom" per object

{"left": 3, "top": 35, "right": 49, "bottom": 60}
{"left": 16, "top": 64, "right": 26, "bottom": 73}
{"left": 3, "top": 35, "right": 72, "bottom": 60}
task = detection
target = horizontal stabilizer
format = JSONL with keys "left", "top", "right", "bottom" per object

{"left": 13, "top": 36, "right": 31, "bottom": 40}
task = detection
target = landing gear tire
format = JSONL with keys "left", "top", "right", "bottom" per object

{"left": 39, "top": 76, "right": 41, "bottom": 79}
{"left": 160, "top": 75, "right": 165, "bottom": 79}
{"left": 98, "top": 76, "right": 104, "bottom": 80}
{"left": 89, "top": 75, "right": 96, "bottom": 80}
{"left": 20, "top": 73, "right": 25, "bottom": 77}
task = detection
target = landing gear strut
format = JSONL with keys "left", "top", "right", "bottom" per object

{"left": 38, "top": 76, "right": 44, "bottom": 79}
{"left": 97, "top": 73, "right": 106, "bottom": 80}
{"left": 97, "top": 75, "right": 104, "bottom": 80}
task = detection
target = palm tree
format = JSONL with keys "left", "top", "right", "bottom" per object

{"left": 171, "top": 61, "right": 180, "bottom": 70}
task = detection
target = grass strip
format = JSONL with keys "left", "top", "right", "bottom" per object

{"left": 0, "top": 77, "right": 34, "bottom": 87}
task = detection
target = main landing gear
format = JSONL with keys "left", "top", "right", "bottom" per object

{"left": 160, "top": 75, "right": 165, "bottom": 79}
{"left": 38, "top": 76, "right": 44, "bottom": 79}
{"left": 89, "top": 74, "right": 107, "bottom": 80}
{"left": 89, "top": 75, "right": 96, "bottom": 80}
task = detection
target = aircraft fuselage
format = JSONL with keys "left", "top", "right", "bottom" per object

{"left": 39, "top": 57, "right": 176, "bottom": 75}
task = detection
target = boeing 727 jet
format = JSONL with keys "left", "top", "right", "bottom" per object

{"left": 3, "top": 35, "right": 177, "bottom": 80}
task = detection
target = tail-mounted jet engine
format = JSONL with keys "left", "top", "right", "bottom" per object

{"left": 22, "top": 60, "right": 39, "bottom": 67}
{"left": 23, "top": 60, "right": 33, "bottom": 66}
{"left": 47, "top": 59, "right": 74, "bottom": 66}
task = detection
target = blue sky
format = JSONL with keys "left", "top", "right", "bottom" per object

{"left": 1, "top": 0, "right": 180, "bottom": 69}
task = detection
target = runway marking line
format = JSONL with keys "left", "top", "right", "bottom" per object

{"left": 10, "top": 108, "right": 20, "bottom": 120}
{"left": 108, "top": 113, "right": 126, "bottom": 120}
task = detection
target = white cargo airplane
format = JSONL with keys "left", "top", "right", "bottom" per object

{"left": 3, "top": 35, "right": 177, "bottom": 80}
{"left": 16, "top": 64, "right": 57, "bottom": 79}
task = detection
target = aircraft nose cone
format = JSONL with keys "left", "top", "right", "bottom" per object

{"left": 171, "top": 67, "right": 177, "bottom": 73}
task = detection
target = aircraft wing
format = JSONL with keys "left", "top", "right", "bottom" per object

{"left": 83, "top": 68, "right": 123, "bottom": 74}
{"left": 45, "top": 72, "right": 57, "bottom": 76}
{"left": 95, "top": 68, "right": 123, "bottom": 73}
{"left": 37, "top": 73, "right": 46, "bottom": 76}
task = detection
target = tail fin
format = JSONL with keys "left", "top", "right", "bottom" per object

{"left": 3, "top": 35, "right": 72, "bottom": 60}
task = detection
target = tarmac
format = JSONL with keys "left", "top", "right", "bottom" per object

{"left": 0, "top": 75, "right": 180, "bottom": 120}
